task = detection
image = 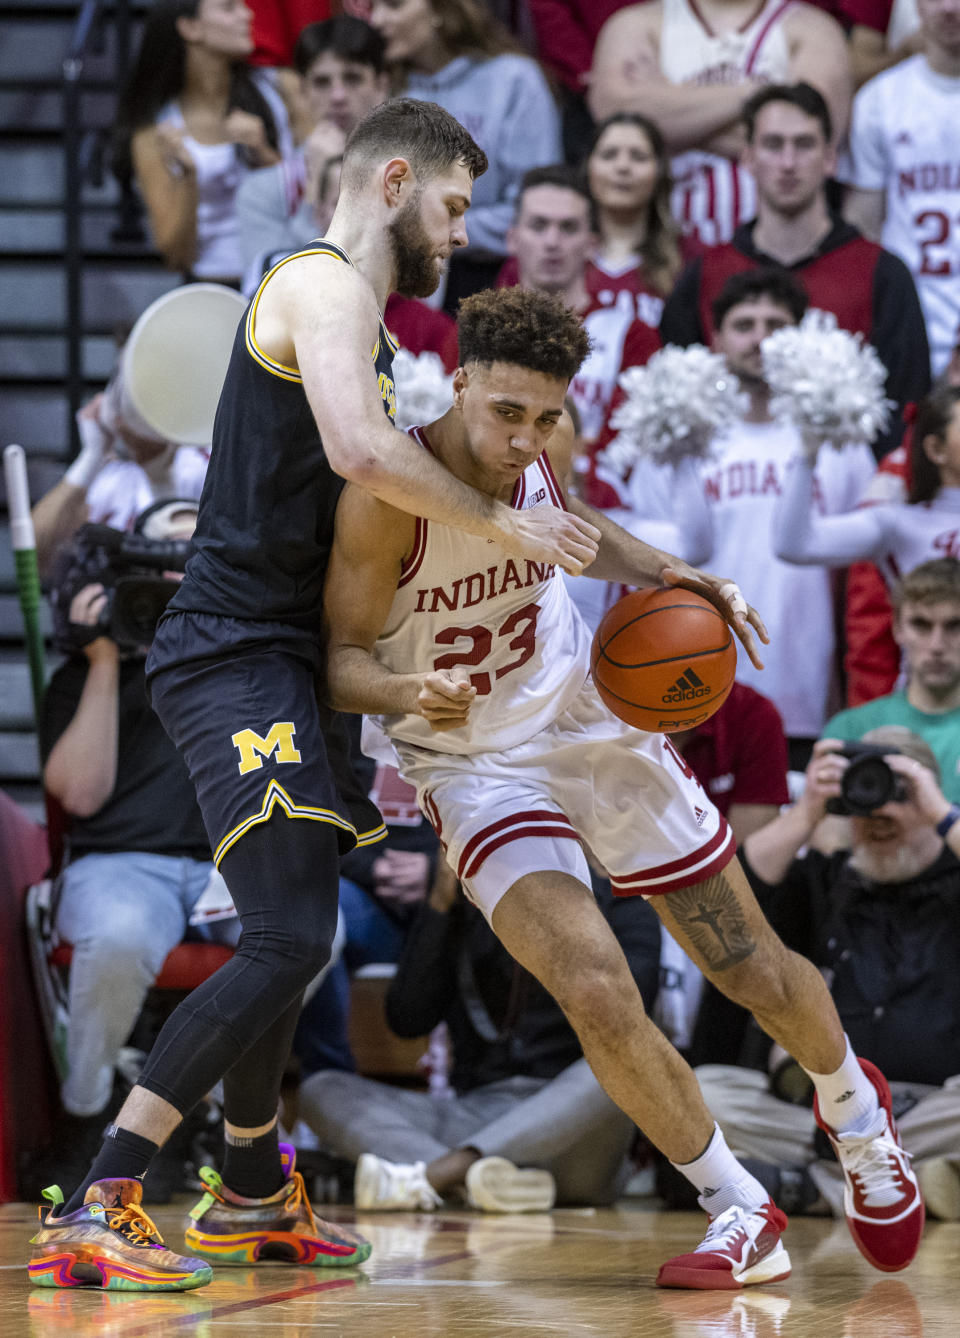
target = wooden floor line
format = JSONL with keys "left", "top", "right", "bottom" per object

{"left": 82, "top": 1246, "right": 484, "bottom": 1338}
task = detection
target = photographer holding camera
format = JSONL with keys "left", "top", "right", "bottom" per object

{"left": 693, "top": 724, "right": 960, "bottom": 1222}
{"left": 30, "top": 500, "right": 237, "bottom": 1201}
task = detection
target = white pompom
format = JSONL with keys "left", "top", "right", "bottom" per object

{"left": 600, "top": 344, "right": 748, "bottom": 473}
{"left": 761, "top": 308, "right": 892, "bottom": 452}
{"left": 391, "top": 348, "right": 454, "bottom": 432}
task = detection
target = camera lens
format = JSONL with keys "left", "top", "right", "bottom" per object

{"left": 841, "top": 755, "right": 897, "bottom": 815}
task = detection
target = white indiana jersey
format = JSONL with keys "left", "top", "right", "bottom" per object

{"left": 625, "top": 419, "right": 875, "bottom": 737}
{"left": 661, "top": 0, "right": 794, "bottom": 246}
{"left": 366, "top": 428, "right": 593, "bottom": 758}
{"left": 846, "top": 55, "right": 960, "bottom": 375}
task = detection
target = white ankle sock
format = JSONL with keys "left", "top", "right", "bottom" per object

{"left": 804, "top": 1035, "right": 880, "bottom": 1135}
{"left": 671, "top": 1124, "right": 770, "bottom": 1217}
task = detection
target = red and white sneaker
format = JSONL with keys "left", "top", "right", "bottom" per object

{"left": 656, "top": 1200, "right": 791, "bottom": 1290}
{"left": 814, "top": 1058, "right": 924, "bottom": 1272}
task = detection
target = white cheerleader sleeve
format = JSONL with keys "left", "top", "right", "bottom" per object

{"left": 774, "top": 450, "right": 888, "bottom": 567}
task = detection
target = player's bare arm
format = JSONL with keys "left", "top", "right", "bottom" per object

{"left": 547, "top": 425, "right": 767, "bottom": 667}
{"left": 588, "top": 4, "right": 757, "bottom": 147}
{"left": 323, "top": 482, "right": 476, "bottom": 731}
{"left": 843, "top": 185, "right": 886, "bottom": 242}
{"left": 785, "top": 6, "right": 852, "bottom": 146}
{"left": 255, "top": 256, "right": 599, "bottom": 577}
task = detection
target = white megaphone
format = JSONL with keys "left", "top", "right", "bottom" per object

{"left": 102, "top": 282, "right": 247, "bottom": 447}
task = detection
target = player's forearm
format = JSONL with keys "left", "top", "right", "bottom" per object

{"left": 326, "top": 644, "right": 422, "bottom": 718}
{"left": 328, "top": 422, "right": 506, "bottom": 542}
{"left": 568, "top": 495, "right": 675, "bottom": 585}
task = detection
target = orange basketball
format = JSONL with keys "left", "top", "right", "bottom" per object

{"left": 590, "top": 587, "right": 737, "bottom": 733}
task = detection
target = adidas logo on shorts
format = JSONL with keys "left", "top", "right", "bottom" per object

{"left": 662, "top": 668, "right": 711, "bottom": 705}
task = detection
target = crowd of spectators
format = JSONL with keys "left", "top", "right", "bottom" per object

{"left": 11, "top": 0, "right": 960, "bottom": 1220}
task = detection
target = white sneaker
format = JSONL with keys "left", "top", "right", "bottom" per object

{"left": 464, "top": 1156, "right": 556, "bottom": 1213}
{"left": 354, "top": 1154, "right": 442, "bottom": 1211}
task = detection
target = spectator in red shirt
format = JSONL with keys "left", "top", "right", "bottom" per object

{"left": 496, "top": 111, "right": 685, "bottom": 327}
{"left": 585, "top": 112, "right": 684, "bottom": 324}
{"left": 660, "top": 82, "right": 930, "bottom": 458}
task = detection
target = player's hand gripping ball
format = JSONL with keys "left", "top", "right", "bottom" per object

{"left": 591, "top": 588, "right": 737, "bottom": 733}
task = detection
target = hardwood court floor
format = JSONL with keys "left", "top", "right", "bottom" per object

{"left": 1, "top": 1197, "right": 956, "bottom": 1338}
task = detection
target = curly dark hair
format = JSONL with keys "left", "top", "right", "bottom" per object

{"left": 457, "top": 288, "right": 590, "bottom": 383}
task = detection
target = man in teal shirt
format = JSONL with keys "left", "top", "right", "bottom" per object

{"left": 825, "top": 559, "right": 960, "bottom": 803}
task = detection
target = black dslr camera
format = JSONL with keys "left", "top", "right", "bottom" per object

{"left": 824, "top": 741, "right": 908, "bottom": 817}
{"left": 50, "top": 522, "right": 190, "bottom": 654}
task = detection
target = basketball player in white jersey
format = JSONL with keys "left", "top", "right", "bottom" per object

{"left": 588, "top": 0, "right": 852, "bottom": 245}
{"left": 844, "top": 0, "right": 960, "bottom": 375}
{"left": 323, "top": 286, "right": 924, "bottom": 1287}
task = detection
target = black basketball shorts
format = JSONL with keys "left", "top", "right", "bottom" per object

{"left": 146, "top": 611, "right": 386, "bottom": 866}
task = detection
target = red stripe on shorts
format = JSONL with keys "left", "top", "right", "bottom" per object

{"left": 457, "top": 809, "right": 577, "bottom": 879}
{"left": 610, "top": 821, "right": 735, "bottom": 897}
{"left": 461, "top": 823, "right": 582, "bottom": 881}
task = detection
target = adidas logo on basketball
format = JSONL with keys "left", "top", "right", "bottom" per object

{"left": 662, "top": 667, "right": 711, "bottom": 704}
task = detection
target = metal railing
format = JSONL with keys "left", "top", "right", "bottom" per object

{"left": 62, "top": 0, "right": 135, "bottom": 456}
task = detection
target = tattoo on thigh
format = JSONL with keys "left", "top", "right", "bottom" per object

{"left": 665, "top": 875, "right": 756, "bottom": 971}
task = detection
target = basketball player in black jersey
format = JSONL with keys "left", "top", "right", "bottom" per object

{"left": 29, "top": 99, "right": 604, "bottom": 1291}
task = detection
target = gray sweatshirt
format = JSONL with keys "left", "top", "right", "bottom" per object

{"left": 403, "top": 53, "right": 562, "bottom": 256}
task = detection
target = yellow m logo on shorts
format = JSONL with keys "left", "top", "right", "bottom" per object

{"left": 231, "top": 722, "right": 302, "bottom": 775}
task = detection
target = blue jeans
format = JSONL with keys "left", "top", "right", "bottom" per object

{"left": 54, "top": 851, "right": 237, "bottom": 1117}
{"left": 294, "top": 878, "right": 406, "bottom": 1076}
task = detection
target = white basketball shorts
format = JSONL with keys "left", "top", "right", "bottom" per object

{"left": 392, "top": 678, "right": 735, "bottom": 923}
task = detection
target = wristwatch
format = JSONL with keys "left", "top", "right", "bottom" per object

{"left": 936, "top": 804, "right": 960, "bottom": 838}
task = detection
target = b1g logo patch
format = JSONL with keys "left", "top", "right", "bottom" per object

{"left": 231, "top": 722, "right": 301, "bottom": 775}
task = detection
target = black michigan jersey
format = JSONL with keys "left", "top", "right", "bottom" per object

{"left": 168, "top": 240, "right": 398, "bottom": 634}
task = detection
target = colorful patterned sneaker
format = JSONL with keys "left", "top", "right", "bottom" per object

{"left": 814, "top": 1058, "right": 924, "bottom": 1272}
{"left": 354, "top": 1154, "right": 443, "bottom": 1211}
{"left": 185, "top": 1143, "right": 371, "bottom": 1267}
{"left": 28, "top": 1179, "right": 212, "bottom": 1291}
{"left": 656, "top": 1200, "right": 791, "bottom": 1290}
